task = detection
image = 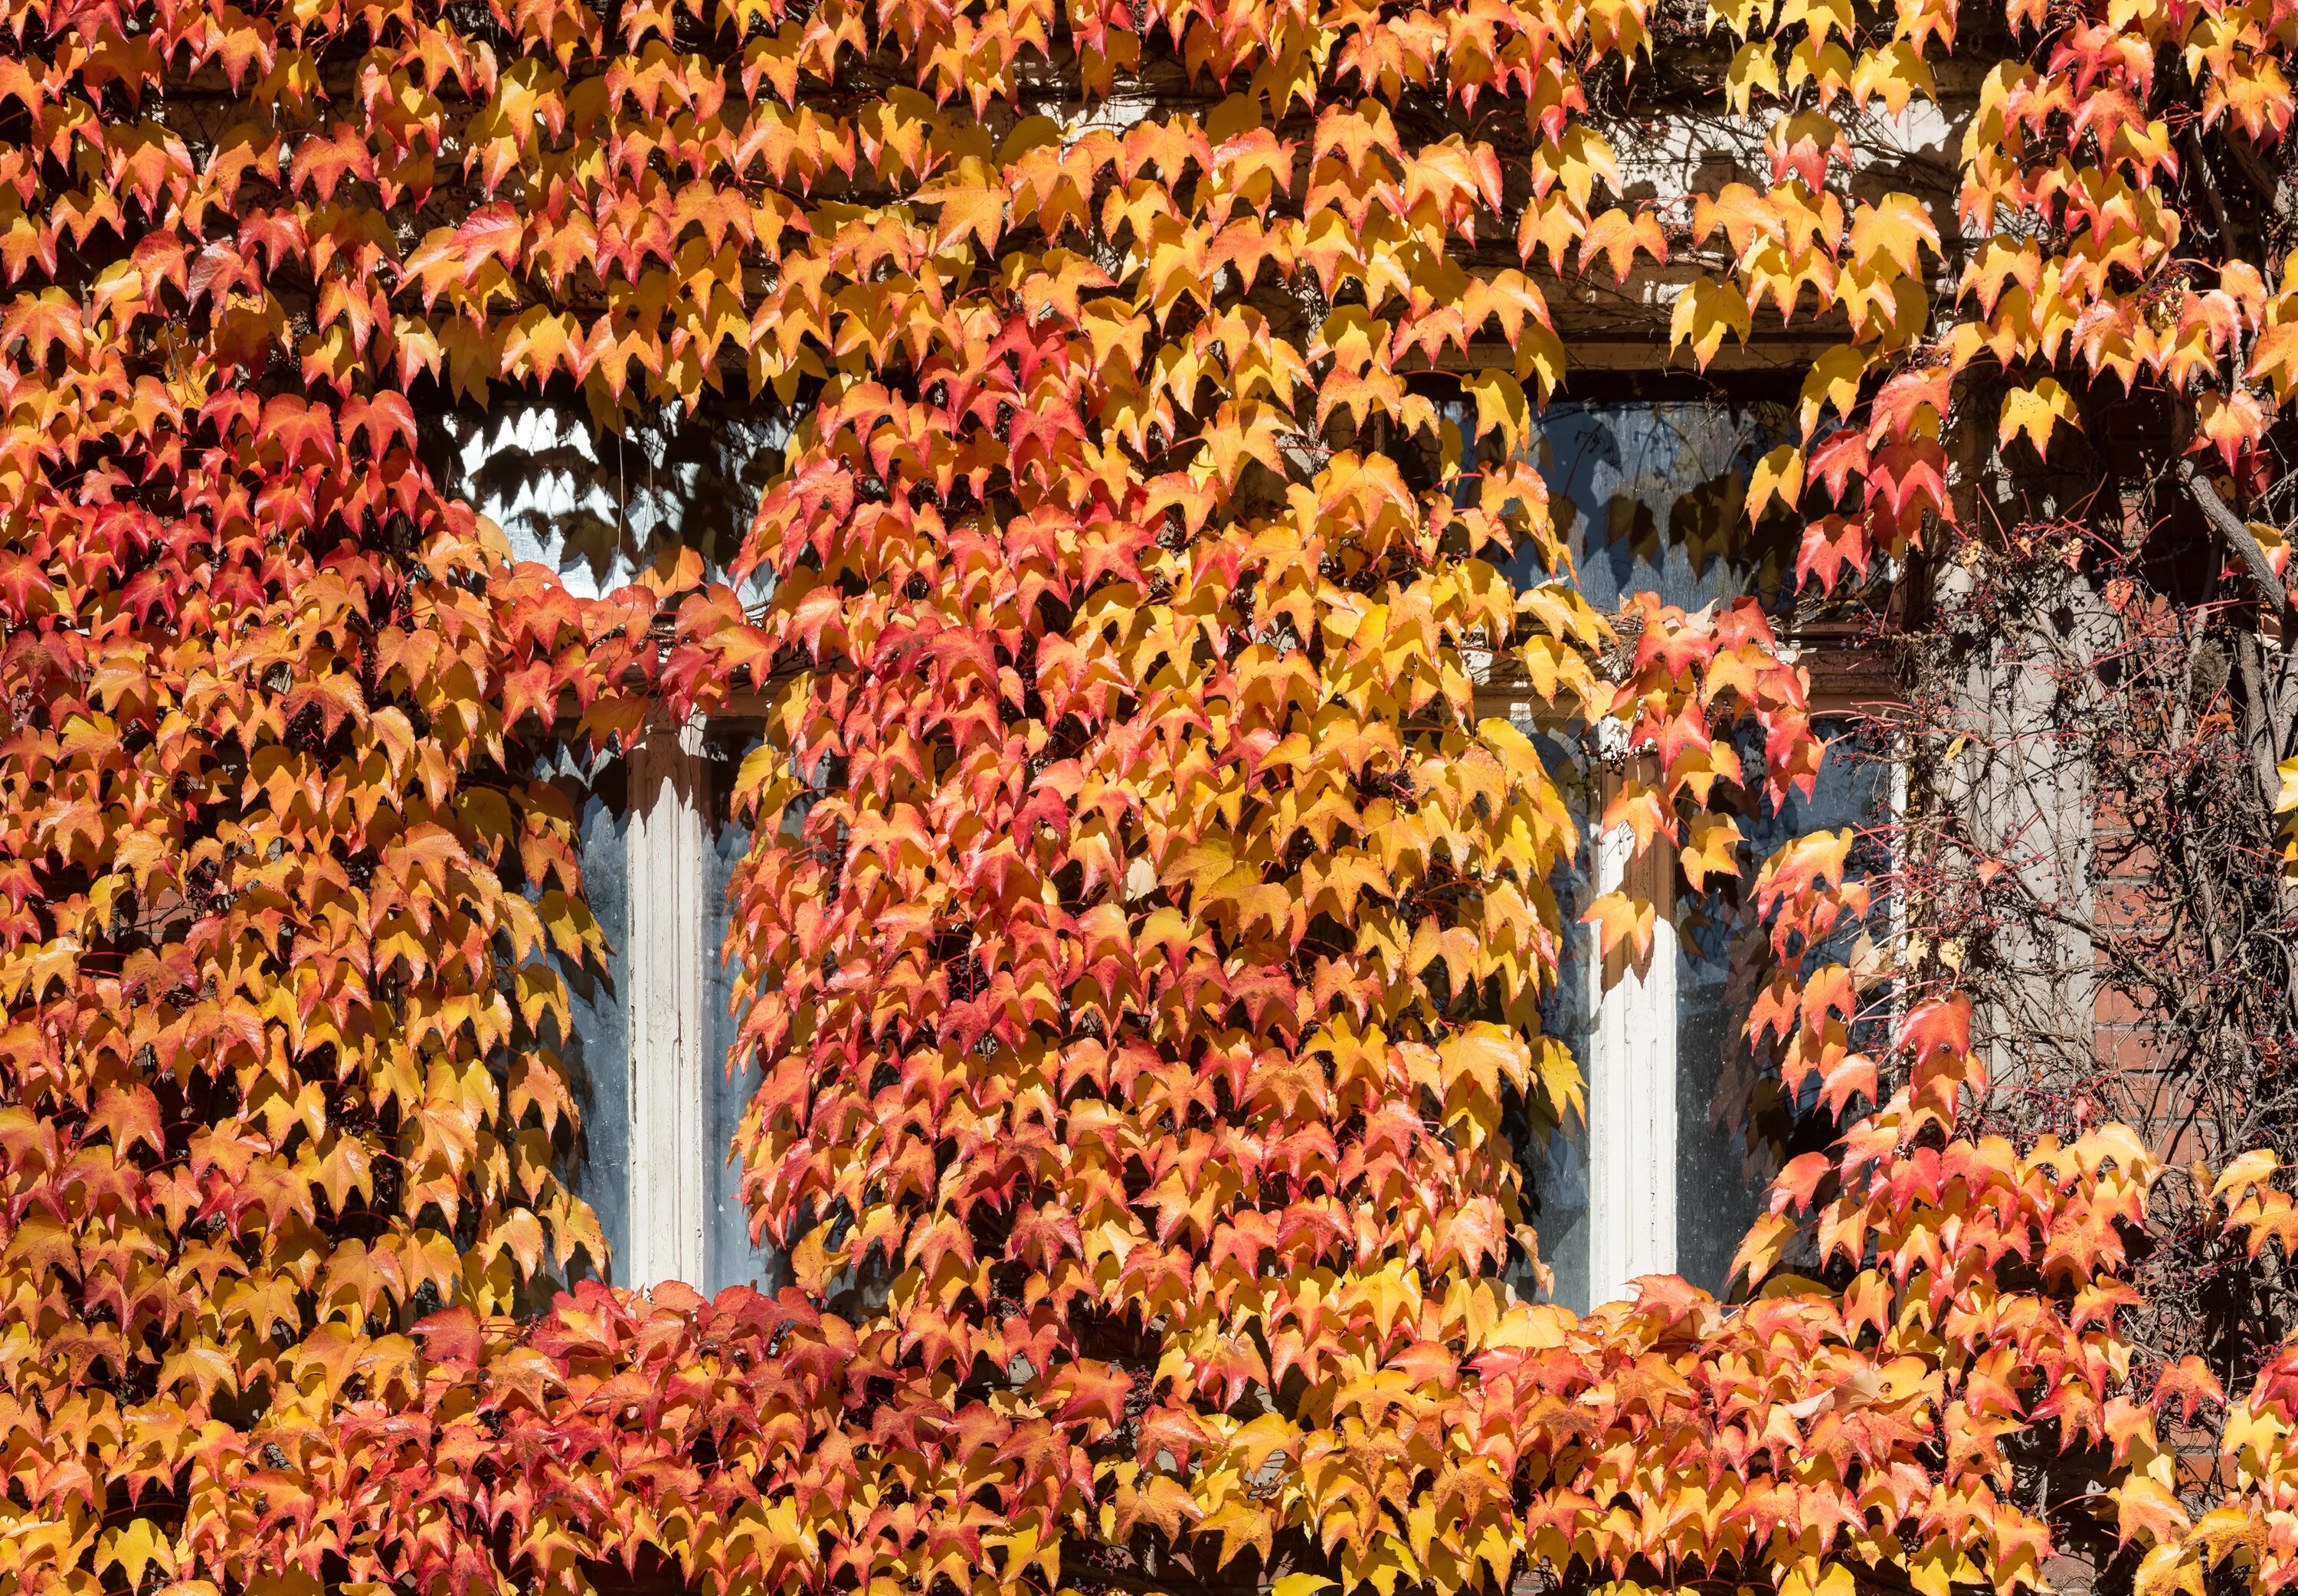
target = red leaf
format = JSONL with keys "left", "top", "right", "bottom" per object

{"left": 414, "top": 1306, "right": 485, "bottom": 1368}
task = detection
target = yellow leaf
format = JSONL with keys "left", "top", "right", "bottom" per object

{"left": 97, "top": 1518, "right": 174, "bottom": 1590}
{"left": 923, "top": 156, "right": 1005, "bottom": 250}
{"left": 1669, "top": 277, "right": 1751, "bottom": 369}
{"left": 1579, "top": 206, "right": 1668, "bottom": 283}
{"left": 2247, "top": 319, "right": 2298, "bottom": 398}
{"left": 1581, "top": 888, "right": 1655, "bottom": 967}
{"left": 1601, "top": 780, "right": 1670, "bottom": 853}
{"left": 1532, "top": 1036, "right": 1585, "bottom": 1123}
{"left": 1681, "top": 813, "right": 1743, "bottom": 888}
{"left": 1779, "top": 0, "right": 1855, "bottom": 44}
{"left": 1274, "top": 1575, "right": 1337, "bottom": 1596}
{"left": 1798, "top": 344, "right": 1871, "bottom": 436}
{"left": 2277, "top": 754, "right": 2298, "bottom": 814}
{"left": 1466, "top": 368, "right": 1530, "bottom": 456}
{"left": 1998, "top": 378, "right": 2079, "bottom": 459}
{"left": 1707, "top": 0, "right": 1776, "bottom": 40}
{"left": 1730, "top": 1210, "right": 1796, "bottom": 1287}
{"left": 1746, "top": 445, "right": 1805, "bottom": 521}
{"left": 2133, "top": 1544, "right": 2202, "bottom": 1596}
{"left": 1847, "top": 192, "right": 1940, "bottom": 280}
{"left": 2211, "top": 1147, "right": 2279, "bottom": 1202}
{"left": 1439, "top": 1023, "right": 1530, "bottom": 1100}
{"left": 2192, "top": 1504, "right": 2265, "bottom": 1565}
{"left": 1851, "top": 41, "right": 1938, "bottom": 114}
{"left": 1725, "top": 38, "right": 1781, "bottom": 113}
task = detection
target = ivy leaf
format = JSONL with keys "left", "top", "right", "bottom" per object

{"left": 1998, "top": 378, "right": 2079, "bottom": 459}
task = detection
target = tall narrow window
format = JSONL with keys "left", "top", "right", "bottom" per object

{"left": 460, "top": 400, "right": 787, "bottom": 1294}
{"left": 537, "top": 723, "right": 784, "bottom": 1293}
{"left": 1498, "top": 398, "right": 1894, "bottom": 1310}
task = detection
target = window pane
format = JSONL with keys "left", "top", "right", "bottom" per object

{"left": 551, "top": 753, "right": 631, "bottom": 1282}
{"left": 537, "top": 736, "right": 791, "bottom": 1298}
{"left": 702, "top": 731, "right": 786, "bottom": 1296}
{"left": 1504, "top": 399, "right": 1778, "bottom": 611}
{"left": 1530, "top": 771, "right": 1596, "bottom": 1314}
{"left": 1506, "top": 400, "right": 1775, "bottom": 1312}
{"left": 1674, "top": 722, "right": 1890, "bottom": 1296}
{"left": 1484, "top": 731, "right": 1600, "bottom": 1313}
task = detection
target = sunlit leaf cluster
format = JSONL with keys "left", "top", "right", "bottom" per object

{"left": 7, "top": 0, "right": 2298, "bottom": 1595}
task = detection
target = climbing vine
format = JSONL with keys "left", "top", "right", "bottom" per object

{"left": 6, "top": 5, "right": 2298, "bottom": 1596}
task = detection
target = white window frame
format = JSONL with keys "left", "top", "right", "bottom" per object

{"left": 1585, "top": 757, "right": 1681, "bottom": 1306}
{"left": 622, "top": 716, "right": 713, "bottom": 1290}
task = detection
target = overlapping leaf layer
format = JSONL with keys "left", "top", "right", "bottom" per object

{"left": 5, "top": 2, "right": 2298, "bottom": 1596}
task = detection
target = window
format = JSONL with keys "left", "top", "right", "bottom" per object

{"left": 455, "top": 402, "right": 787, "bottom": 1295}
{"left": 466, "top": 394, "right": 1891, "bottom": 1307}
{"left": 540, "top": 724, "right": 784, "bottom": 1294}
{"left": 1492, "top": 397, "right": 1895, "bottom": 1311}
{"left": 1507, "top": 717, "right": 1887, "bottom": 1313}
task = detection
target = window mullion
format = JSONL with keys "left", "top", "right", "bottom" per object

{"left": 1586, "top": 756, "right": 1679, "bottom": 1307}
{"left": 626, "top": 715, "right": 709, "bottom": 1290}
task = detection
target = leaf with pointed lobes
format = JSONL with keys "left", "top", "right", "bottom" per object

{"left": 1895, "top": 993, "right": 1972, "bottom": 1068}
{"left": 2151, "top": 1356, "right": 2228, "bottom": 1424}
{"left": 1671, "top": 276, "right": 1753, "bottom": 368}
{"left": 1601, "top": 780, "right": 1671, "bottom": 854}
{"left": 1754, "top": 827, "right": 1854, "bottom": 919}
{"left": 1747, "top": 444, "right": 1805, "bottom": 521}
{"left": 2195, "top": 387, "right": 2269, "bottom": 471}
{"left": 1582, "top": 888, "right": 1655, "bottom": 968}
{"left": 1847, "top": 193, "right": 1940, "bottom": 280}
{"left": 2211, "top": 1147, "right": 2280, "bottom": 1202}
{"left": 1579, "top": 206, "right": 1668, "bottom": 283}
{"left": 414, "top": 1306, "right": 486, "bottom": 1369}
{"left": 1049, "top": 1360, "right": 1132, "bottom": 1432}
{"left": 87, "top": 1084, "right": 165, "bottom": 1158}
{"left": 1998, "top": 378, "right": 2080, "bottom": 458}
{"left": 2116, "top": 1477, "right": 2194, "bottom": 1549}
{"left": 1678, "top": 813, "right": 1741, "bottom": 889}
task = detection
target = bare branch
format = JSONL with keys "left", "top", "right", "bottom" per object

{"left": 2179, "top": 456, "right": 2293, "bottom": 614}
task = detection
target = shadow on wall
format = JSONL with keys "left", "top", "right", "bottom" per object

{"left": 1501, "top": 397, "right": 1837, "bottom": 615}
{"left": 440, "top": 397, "right": 785, "bottom": 598}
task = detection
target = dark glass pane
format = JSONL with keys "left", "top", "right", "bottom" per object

{"left": 1507, "top": 738, "right": 1596, "bottom": 1315}
{"left": 1673, "top": 721, "right": 1891, "bottom": 1296}
{"left": 702, "top": 731, "right": 788, "bottom": 1297}
{"left": 552, "top": 753, "right": 630, "bottom": 1284}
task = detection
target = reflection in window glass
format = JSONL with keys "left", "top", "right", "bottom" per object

{"left": 446, "top": 401, "right": 783, "bottom": 599}
{"left": 548, "top": 752, "right": 630, "bottom": 1282}
{"left": 703, "top": 733, "right": 786, "bottom": 1296}
{"left": 1505, "top": 400, "right": 1781, "bottom": 613}
{"left": 1514, "top": 743, "right": 1595, "bottom": 1315}
{"left": 1674, "top": 721, "right": 1890, "bottom": 1297}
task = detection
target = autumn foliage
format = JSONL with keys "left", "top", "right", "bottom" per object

{"left": 7, "top": 4, "right": 2298, "bottom": 1596}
